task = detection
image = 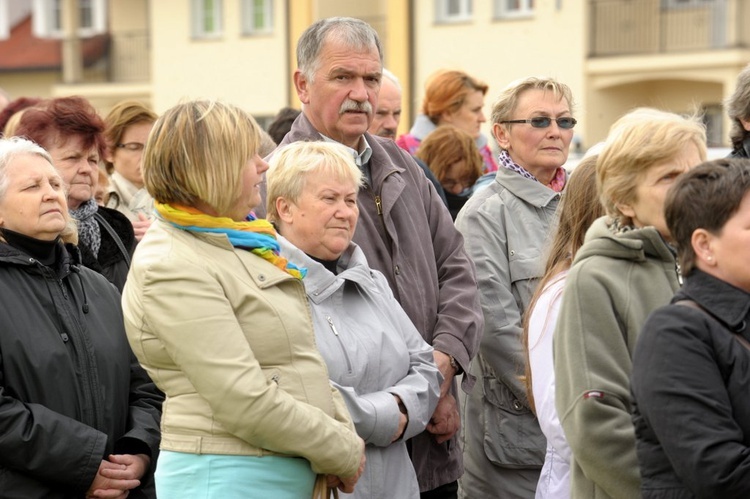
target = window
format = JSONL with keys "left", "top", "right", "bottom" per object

{"left": 495, "top": 0, "right": 534, "bottom": 19}
{"left": 662, "top": 0, "right": 717, "bottom": 8}
{"left": 0, "top": 0, "right": 9, "bottom": 40}
{"left": 32, "top": 0, "right": 106, "bottom": 38}
{"left": 702, "top": 104, "right": 723, "bottom": 147}
{"left": 435, "top": 0, "right": 472, "bottom": 23}
{"left": 242, "top": 0, "right": 272, "bottom": 35}
{"left": 192, "top": 0, "right": 223, "bottom": 38}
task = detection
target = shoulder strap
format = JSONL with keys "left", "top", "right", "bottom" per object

{"left": 676, "top": 299, "right": 750, "bottom": 351}
{"left": 94, "top": 211, "right": 131, "bottom": 267}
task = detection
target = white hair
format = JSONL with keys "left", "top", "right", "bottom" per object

{"left": 0, "top": 136, "right": 53, "bottom": 197}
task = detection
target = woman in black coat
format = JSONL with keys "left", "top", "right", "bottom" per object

{"left": 0, "top": 137, "right": 162, "bottom": 498}
{"left": 631, "top": 158, "right": 750, "bottom": 498}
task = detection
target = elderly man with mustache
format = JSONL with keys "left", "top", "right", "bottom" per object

{"left": 259, "top": 16, "right": 483, "bottom": 499}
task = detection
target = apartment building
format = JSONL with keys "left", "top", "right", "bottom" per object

{"left": 1, "top": 0, "right": 748, "bottom": 148}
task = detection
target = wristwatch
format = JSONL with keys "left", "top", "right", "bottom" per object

{"left": 449, "top": 354, "right": 460, "bottom": 374}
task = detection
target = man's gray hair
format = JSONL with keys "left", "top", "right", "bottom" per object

{"left": 382, "top": 68, "right": 402, "bottom": 92}
{"left": 297, "top": 17, "right": 383, "bottom": 82}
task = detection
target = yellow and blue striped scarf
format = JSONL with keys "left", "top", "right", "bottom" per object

{"left": 155, "top": 202, "right": 306, "bottom": 279}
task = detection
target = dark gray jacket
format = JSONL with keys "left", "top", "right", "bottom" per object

{"left": 632, "top": 270, "right": 750, "bottom": 498}
{"left": 0, "top": 241, "right": 162, "bottom": 498}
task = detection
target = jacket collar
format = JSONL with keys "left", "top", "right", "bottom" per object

{"left": 575, "top": 216, "right": 676, "bottom": 265}
{"left": 678, "top": 269, "right": 750, "bottom": 333}
{"left": 493, "top": 166, "right": 562, "bottom": 208}
{"left": 0, "top": 240, "right": 78, "bottom": 276}
{"left": 277, "top": 235, "right": 374, "bottom": 303}
{"left": 286, "top": 111, "right": 406, "bottom": 191}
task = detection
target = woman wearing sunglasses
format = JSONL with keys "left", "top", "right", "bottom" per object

{"left": 455, "top": 77, "right": 575, "bottom": 498}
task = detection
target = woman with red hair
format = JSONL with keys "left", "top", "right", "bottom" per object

{"left": 14, "top": 96, "right": 135, "bottom": 291}
{"left": 397, "top": 69, "right": 497, "bottom": 173}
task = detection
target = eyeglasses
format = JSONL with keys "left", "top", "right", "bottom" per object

{"left": 500, "top": 117, "right": 577, "bottom": 129}
{"left": 116, "top": 142, "right": 145, "bottom": 152}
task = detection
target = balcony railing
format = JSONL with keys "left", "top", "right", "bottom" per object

{"left": 589, "top": 0, "right": 750, "bottom": 57}
{"left": 107, "top": 30, "right": 150, "bottom": 82}
{"left": 61, "top": 30, "right": 150, "bottom": 84}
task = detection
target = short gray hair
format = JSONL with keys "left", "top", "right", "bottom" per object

{"left": 297, "top": 17, "right": 383, "bottom": 82}
{"left": 0, "top": 136, "right": 53, "bottom": 198}
{"left": 726, "top": 62, "right": 750, "bottom": 149}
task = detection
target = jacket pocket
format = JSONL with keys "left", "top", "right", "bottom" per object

{"left": 508, "top": 254, "right": 543, "bottom": 310}
{"left": 481, "top": 375, "right": 546, "bottom": 469}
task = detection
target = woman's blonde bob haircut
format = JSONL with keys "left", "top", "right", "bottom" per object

{"left": 266, "top": 141, "right": 363, "bottom": 224}
{"left": 143, "top": 100, "right": 261, "bottom": 215}
{"left": 0, "top": 136, "right": 77, "bottom": 244}
{"left": 490, "top": 77, "right": 574, "bottom": 127}
{"left": 597, "top": 107, "right": 707, "bottom": 224}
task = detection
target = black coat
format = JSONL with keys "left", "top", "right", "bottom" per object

{"left": 0, "top": 241, "right": 162, "bottom": 498}
{"left": 631, "top": 270, "right": 750, "bottom": 498}
{"left": 78, "top": 206, "right": 135, "bottom": 292}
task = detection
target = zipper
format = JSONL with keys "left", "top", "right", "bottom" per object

{"left": 326, "top": 315, "right": 353, "bottom": 375}
{"left": 375, "top": 195, "right": 383, "bottom": 216}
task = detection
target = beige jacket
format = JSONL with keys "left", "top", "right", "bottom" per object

{"left": 107, "top": 172, "right": 154, "bottom": 222}
{"left": 122, "top": 220, "right": 361, "bottom": 476}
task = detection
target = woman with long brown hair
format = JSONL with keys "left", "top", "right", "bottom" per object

{"left": 522, "top": 155, "right": 603, "bottom": 498}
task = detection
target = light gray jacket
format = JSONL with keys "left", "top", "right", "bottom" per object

{"left": 279, "top": 236, "right": 442, "bottom": 499}
{"left": 455, "top": 167, "right": 563, "bottom": 496}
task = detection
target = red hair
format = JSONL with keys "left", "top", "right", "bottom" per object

{"left": 0, "top": 97, "right": 43, "bottom": 135}
{"left": 421, "top": 70, "right": 488, "bottom": 124}
{"left": 14, "top": 96, "right": 105, "bottom": 157}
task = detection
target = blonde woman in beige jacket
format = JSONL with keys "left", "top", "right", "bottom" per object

{"left": 122, "top": 100, "right": 365, "bottom": 498}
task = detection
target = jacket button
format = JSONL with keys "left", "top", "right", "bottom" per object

{"left": 258, "top": 274, "right": 266, "bottom": 281}
{"left": 509, "top": 250, "right": 515, "bottom": 257}
{"left": 512, "top": 399, "right": 523, "bottom": 411}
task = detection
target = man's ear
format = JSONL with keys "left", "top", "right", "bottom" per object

{"left": 493, "top": 123, "right": 510, "bottom": 151}
{"left": 294, "top": 70, "right": 310, "bottom": 105}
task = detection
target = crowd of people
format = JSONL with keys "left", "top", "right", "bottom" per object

{"left": 0, "top": 14, "right": 749, "bottom": 499}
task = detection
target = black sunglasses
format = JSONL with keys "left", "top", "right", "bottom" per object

{"left": 500, "top": 117, "right": 577, "bottom": 129}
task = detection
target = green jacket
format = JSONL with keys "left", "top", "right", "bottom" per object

{"left": 553, "top": 217, "right": 680, "bottom": 499}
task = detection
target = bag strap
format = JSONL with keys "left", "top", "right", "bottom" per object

{"left": 311, "top": 474, "right": 339, "bottom": 499}
{"left": 94, "top": 211, "right": 131, "bottom": 267}
{"left": 675, "top": 299, "right": 750, "bottom": 351}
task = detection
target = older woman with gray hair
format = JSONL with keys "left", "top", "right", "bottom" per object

{"left": 0, "top": 136, "right": 162, "bottom": 498}
{"left": 267, "top": 140, "right": 442, "bottom": 499}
